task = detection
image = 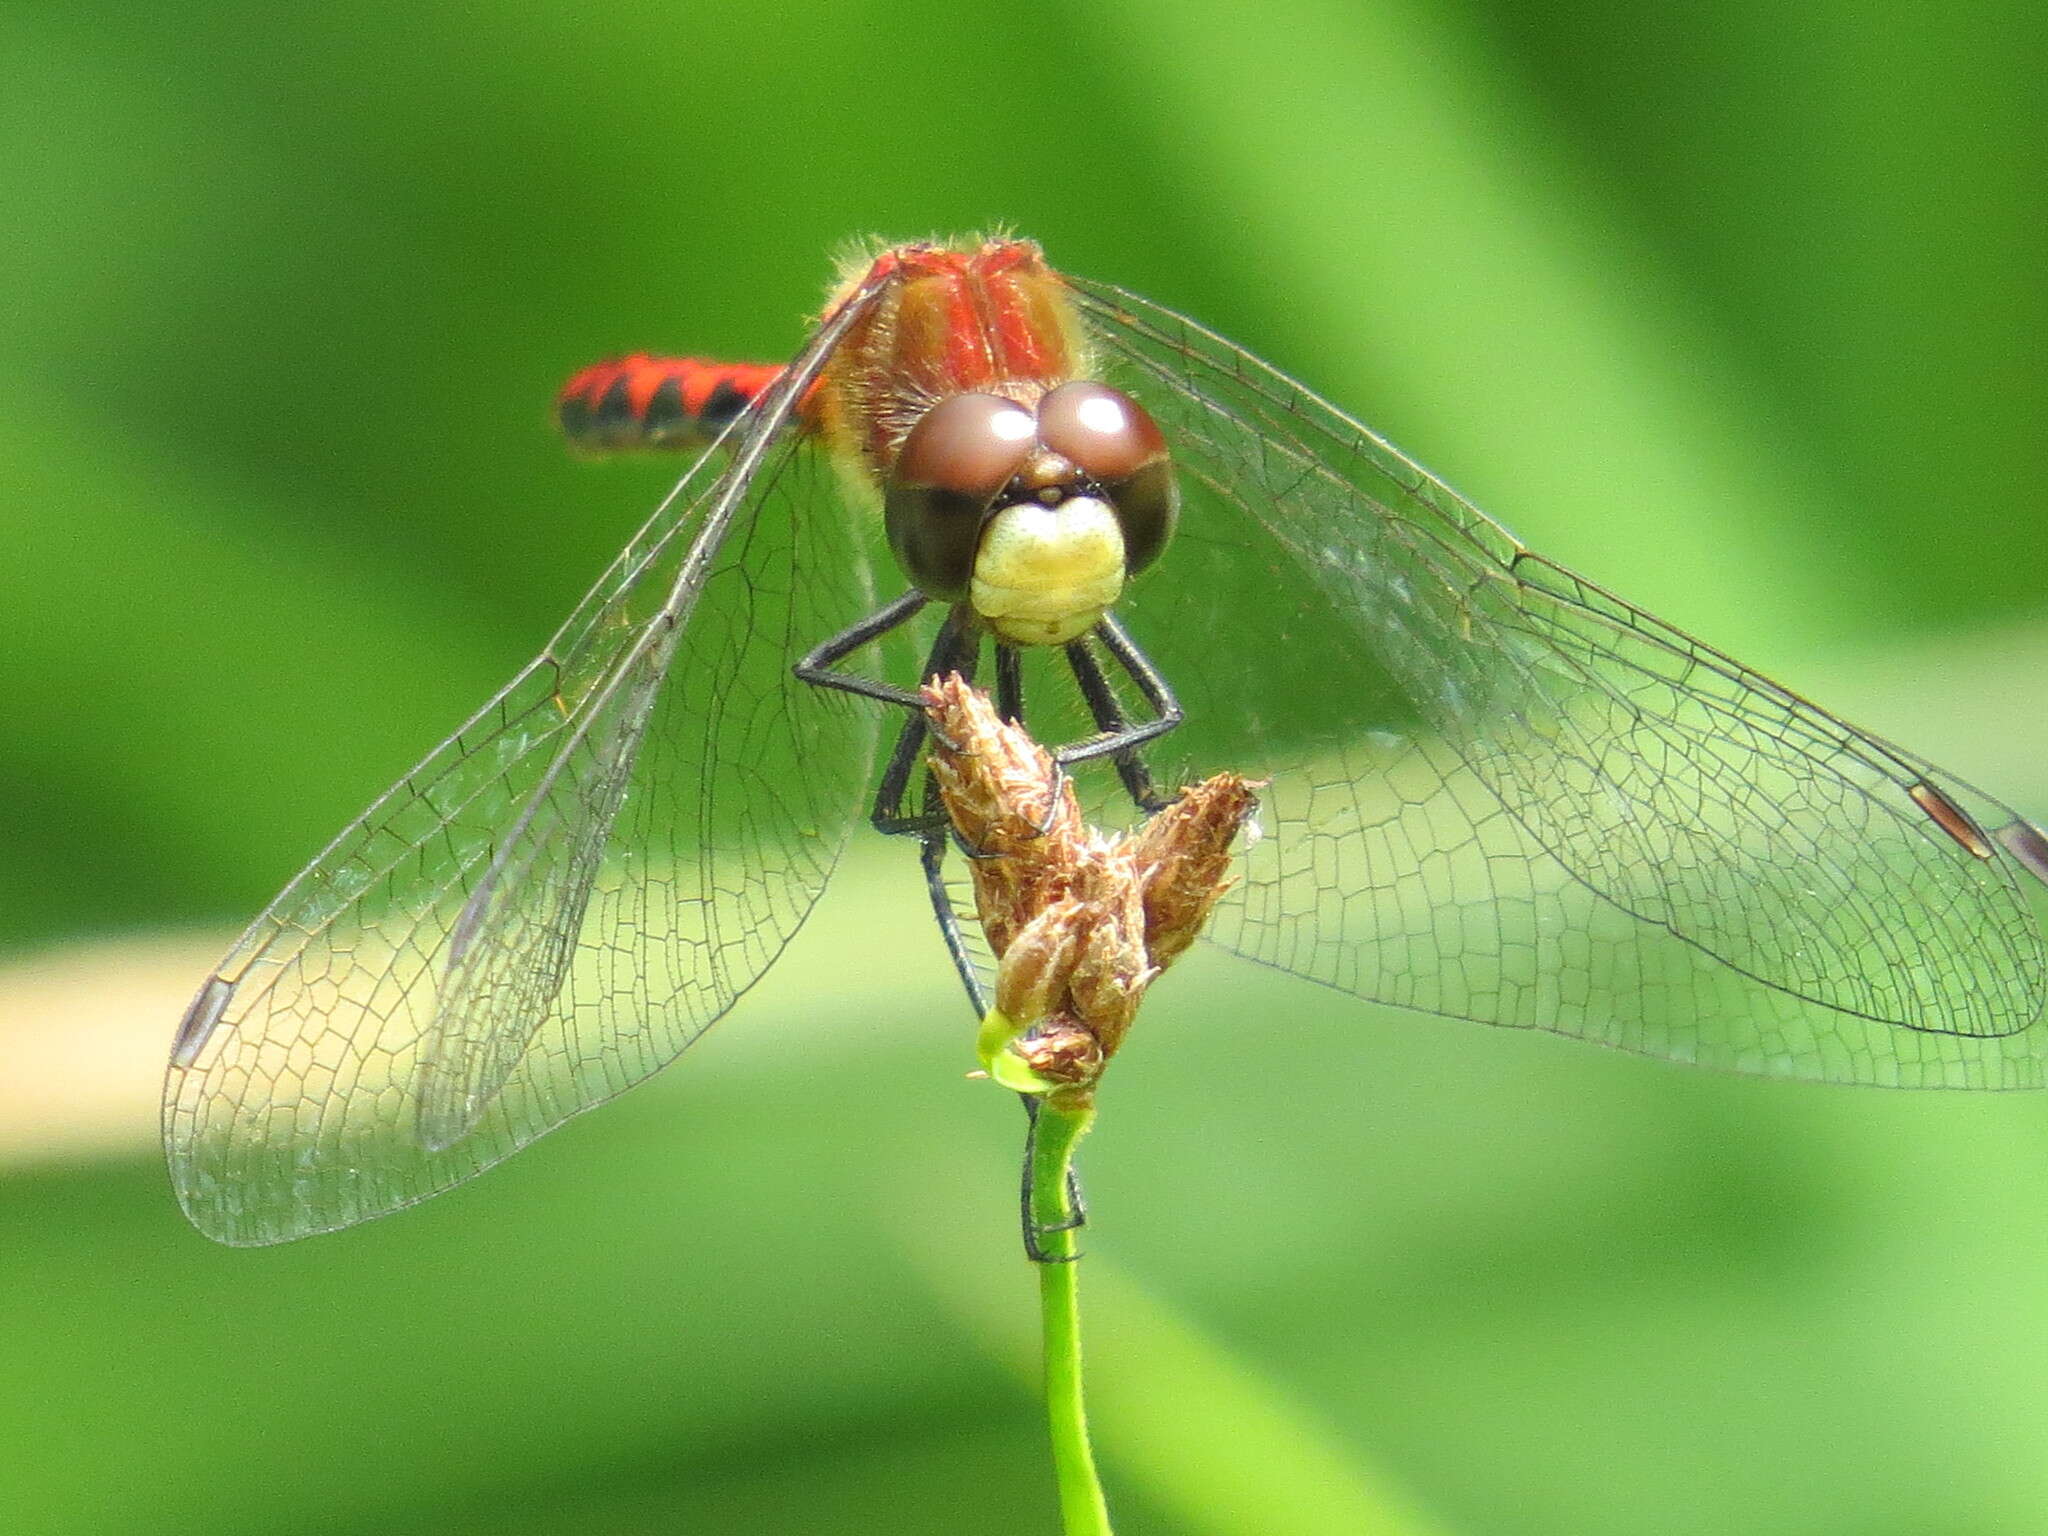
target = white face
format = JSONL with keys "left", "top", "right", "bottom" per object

{"left": 969, "top": 496, "right": 1128, "bottom": 646}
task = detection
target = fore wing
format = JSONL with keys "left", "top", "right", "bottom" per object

{"left": 1074, "top": 276, "right": 2048, "bottom": 1088}
{"left": 165, "top": 278, "right": 890, "bottom": 1244}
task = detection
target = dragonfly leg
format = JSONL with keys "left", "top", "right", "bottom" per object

{"left": 994, "top": 642, "right": 1025, "bottom": 723}
{"left": 1096, "top": 612, "right": 1182, "bottom": 730}
{"left": 856, "top": 615, "right": 1007, "bottom": 1015}
{"left": 1020, "top": 1095, "right": 1088, "bottom": 1263}
{"left": 860, "top": 620, "right": 1025, "bottom": 866}
{"left": 916, "top": 798, "right": 992, "bottom": 1017}
{"left": 871, "top": 711, "right": 939, "bottom": 836}
{"left": 1060, "top": 616, "right": 1184, "bottom": 813}
{"left": 794, "top": 588, "right": 932, "bottom": 710}
{"left": 867, "top": 612, "right": 979, "bottom": 836}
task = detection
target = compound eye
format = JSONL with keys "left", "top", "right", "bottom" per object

{"left": 1036, "top": 381, "right": 1177, "bottom": 576}
{"left": 885, "top": 393, "right": 1037, "bottom": 600}
{"left": 1035, "top": 381, "right": 1167, "bottom": 483}
{"left": 893, "top": 393, "right": 1038, "bottom": 502}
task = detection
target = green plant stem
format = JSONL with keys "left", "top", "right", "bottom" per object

{"left": 1031, "top": 1097, "right": 1112, "bottom": 1536}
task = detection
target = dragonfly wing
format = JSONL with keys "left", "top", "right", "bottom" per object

{"left": 1073, "top": 277, "right": 2048, "bottom": 1087}
{"left": 164, "top": 282, "right": 888, "bottom": 1244}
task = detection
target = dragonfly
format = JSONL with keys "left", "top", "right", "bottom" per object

{"left": 165, "top": 235, "right": 2048, "bottom": 1247}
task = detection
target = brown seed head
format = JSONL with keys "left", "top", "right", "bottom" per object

{"left": 923, "top": 674, "right": 1257, "bottom": 1092}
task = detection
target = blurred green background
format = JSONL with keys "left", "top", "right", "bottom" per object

{"left": 4, "top": 1, "right": 2046, "bottom": 1533}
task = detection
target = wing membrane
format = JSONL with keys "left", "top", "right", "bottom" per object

{"left": 164, "top": 283, "right": 887, "bottom": 1243}
{"left": 1072, "top": 277, "right": 2048, "bottom": 1087}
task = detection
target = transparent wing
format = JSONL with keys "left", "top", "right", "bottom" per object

{"left": 1072, "top": 277, "right": 2048, "bottom": 1088}
{"left": 164, "top": 282, "right": 888, "bottom": 1244}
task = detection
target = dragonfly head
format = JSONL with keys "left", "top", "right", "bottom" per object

{"left": 883, "top": 381, "right": 1178, "bottom": 645}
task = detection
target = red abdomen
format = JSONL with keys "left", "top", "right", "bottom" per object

{"left": 556, "top": 354, "right": 783, "bottom": 451}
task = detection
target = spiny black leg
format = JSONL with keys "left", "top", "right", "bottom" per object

{"left": 795, "top": 588, "right": 931, "bottom": 710}
{"left": 1052, "top": 653, "right": 1180, "bottom": 775}
{"left": 931, "top": 610, "right": 980, "bottom": 691}
{"left": 1097, "top": 612, "right": 1183, "bottom": 731}
{"left": 872, "top": 709, "right": 936, "bottom": 835}
{"left": 871, "top": 612, "right": 979, "bottom": 834}
{"left": 1064, "top": 637, "right": 1168, "bottom": 813}
{"left": 994, "top": 644, "right": 1025, "bottom": 724}
{"left": 1053, "top": 615, "right": 1183, "bottom": 776}
{"left": 858, "top": 612, "right": 993, "bottom": 1015}
{"left": 918, "top": 811, "right": 990, "bottom": 1016}
{"left": 1020, "top": 1096, "right": 1088, "bottom": 1263}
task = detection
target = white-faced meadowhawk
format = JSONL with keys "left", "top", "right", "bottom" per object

{"left": 165, "top": 236, "right": 2048, "bottom": 1245}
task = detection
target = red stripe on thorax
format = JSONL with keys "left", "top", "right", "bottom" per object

{"left": 977, "top": 242, "right": 1062, "bottom": 381}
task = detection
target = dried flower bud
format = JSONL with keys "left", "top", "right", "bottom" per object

{"left": 1065, "top": 864, "right": 1152, "bottom": 1058}
{"left": 993, "top": 896, "right": 1088, "bottom": 1025}
{"left": 1130, "top": 773, "right": 1259, "bottom": 967}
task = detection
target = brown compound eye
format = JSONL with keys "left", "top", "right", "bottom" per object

{"left": 1036, "top": 381, "right": 1166, "bottom": 481}
{"left": 885, "top": 393, "right": 1038, "bottom": 599}
{"left": 1036, "top": 380, "right": 1178, "bottom": 576}
{"left": 893, "top": 393, "right": 1039, "bottom": 499}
